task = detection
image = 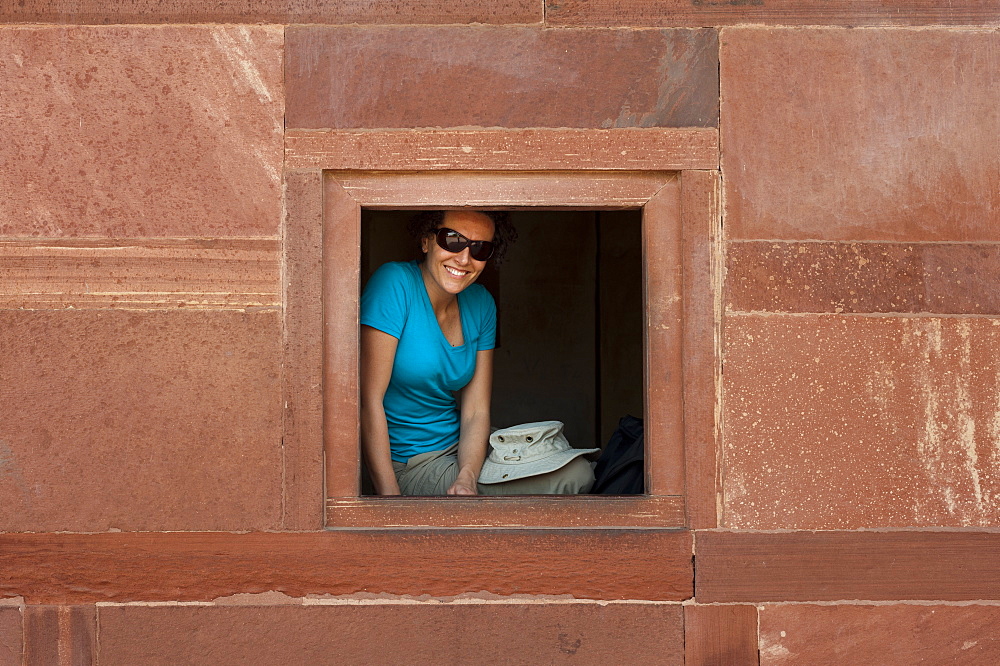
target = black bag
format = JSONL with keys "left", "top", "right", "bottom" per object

{"left": 591, "top": 415, "right": 644, "bottom": 494}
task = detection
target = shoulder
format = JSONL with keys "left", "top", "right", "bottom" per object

{"left": 361, "top": 262, "right": 419, "bottom": 338}
{"left": 364, "top": 261, "right": 417, "bottom": 296}
{"left": 370, "top": 260, "right": 416, "bottom": 283}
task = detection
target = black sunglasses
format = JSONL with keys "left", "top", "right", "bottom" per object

{"left": 434, "top": 227, "right": 495, "bottom": 261}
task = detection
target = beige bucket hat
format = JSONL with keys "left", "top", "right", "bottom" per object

{"left": 478, "top": 421, "right": 599, "bottom": 484}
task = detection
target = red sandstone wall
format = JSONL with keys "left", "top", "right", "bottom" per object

{"left": 2, "top": 4, "right": 999, "bottom": 664}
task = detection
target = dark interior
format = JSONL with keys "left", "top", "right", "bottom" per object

{"left": 361, "top": 209, "right": 644, "bottom": 465}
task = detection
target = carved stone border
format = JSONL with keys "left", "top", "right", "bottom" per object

{"left": 281, "top": 130, "right": 721, "bottom": 529}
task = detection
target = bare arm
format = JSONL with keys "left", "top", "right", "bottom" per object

{"left": 447, "top": 349, "right": 494, "bottom": 496}
{"left": 360, "top": 325, "right": 402, "bottom": 495}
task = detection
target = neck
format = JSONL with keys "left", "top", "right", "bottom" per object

{"left": 419, "top": 262, "right": 457, "bottom": 314}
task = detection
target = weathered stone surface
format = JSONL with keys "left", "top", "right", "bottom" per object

{"left": 696, "top": 531, "right": 1000, "bottom": 602}
{"left": 0, "top": 238, "right": 280, "bottom": 309}
{"left": 0, "top": 607, "right": 21, "bottom": 665}
{"left": 721, "top": 28, "right": 1000, "bottom": 241}
{"left": 0, "top": 26, "right": 283, "bottom": 238}
{"left": 726, "top": 241, "right": 1000, "bottom": 314}
{"left": 97, "top": 603, "right": 684, "bottom": 664}
{"left": 682, "top": 169, "right": 723, "bottom": 528}
{"left": 23, "top": 606, "right": 58, "bottom": 665}
{"left": 326, "top": 495, "right": 684, "bottom": 529}
{"left": 723, "top": 314, "right": 1000, "bottom": 529}
{"left": 284, "top": 128, "right": 720, "bottom": 171}
{"left": 23, "top": 606, "right": 95, "bottom": 666}
{"left": 760, "top": 604, "right": 1000, "bottom": 664}
{"left": 68, "top": 605, "right": 96, "bottom": 665}
{"left": 0, "top": 310, "right": 282, "bottom": 531}
{"left": 330, "top": 170, "right": 672, "bottom": 208}
{"left": 0, "top": 0, "right": 541, "bottom": 24}
{"left": 685, "top": 604, "right": 758, "bottom": 665}
{"left": 546, "top": 0, "right": 1000, "bottom": 27}
{"left": 2, "top": 531, "right": 694, "bottom": 603}
{"left": 644, "top": 180, "right": 686, "bottom": 495}
{"left": 286, "top": 26, "right": 719, "bottom": 129}
{"left": 281, "top": 171, "right": 325, "bottom": 530}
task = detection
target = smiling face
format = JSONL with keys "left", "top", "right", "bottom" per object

{"left": 419, "top": 210, "right": 495, "bottom": 301}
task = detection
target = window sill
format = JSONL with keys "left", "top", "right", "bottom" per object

{"left": 326, "top": 495, "right": 684, "bottom": 529}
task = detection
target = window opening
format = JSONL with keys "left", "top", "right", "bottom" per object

{"left": 359, "top": 209, "right": 644, "bottom": 496}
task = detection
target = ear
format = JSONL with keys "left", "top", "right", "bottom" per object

{"left": 420, "top": 234, "right": 430, "bottom": 253}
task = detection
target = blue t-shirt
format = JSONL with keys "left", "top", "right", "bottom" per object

{"left": 360, "top": 261, "right": 497, "bottom": 462}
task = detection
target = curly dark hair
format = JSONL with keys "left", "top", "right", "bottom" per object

{"left": 406, "top": 210, "right": 517, "bottom": 263}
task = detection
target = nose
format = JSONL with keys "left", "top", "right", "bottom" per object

{"left": 453, "top": 247, "right": 472, "bottom": 265}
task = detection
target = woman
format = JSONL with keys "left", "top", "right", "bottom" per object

{"left": 360, "top": 210, "right": 594, "bottom": 496}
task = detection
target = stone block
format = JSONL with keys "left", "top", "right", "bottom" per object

{"left": 726, "top": 241, "right": 1000, "bottom": 314}
{"left": 0, "top": 26, "right": 283, "bottom": 238}
{"left": 0, "top": 238, "right": 280, "bottom": 310}
{"left": 2, "top": 531, "right": 693, "bottom": 603}
{"left": 23, "top": 606, "right": 57, "bottom": 665}
{"left": 281, "top": 171, "right": 325, "bottom": 529}
{"left": 546, "top": 0, "right": 1000, "bottom": 27}
{"left": 284, "top": 127, "right": 720, "bottom": 171}
{"left": 285, "top": 26, "right": 719, "bottom": 129}
{"left": 97, "top": 603, "right": 684, "bottom": 664}
{"left": 0, "top": 310, "right": 282, "bottom": 531}
{"left": 23, "top": 606, "right": 95, "bottom": 666}
{"left": 0, "top": 0, "right": 540, "bottom": 24}
{"left": 696, "top": 531, "right": 1000, "bottom": 603}
{"left": 685, "top": 604, "right": 758, "bottom": 665}
{"left": 723, "top": 314, "right": 1000, "bottom": 528}
{"left": 0, "top": 607, "right": 21, "bottom": 666}
{"left": 760, "top": 604, "right": 1000, "bottom": 664}
{"left": 721, "top": 28, "right": 1000, "bottom": 241}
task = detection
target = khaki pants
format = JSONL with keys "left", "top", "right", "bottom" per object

{"left": 392, "top": 442, "right": 595, "bottom": 496}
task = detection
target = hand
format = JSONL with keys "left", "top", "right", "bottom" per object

{"left": 446, "top": 468, "right": 479, "bottom": 496}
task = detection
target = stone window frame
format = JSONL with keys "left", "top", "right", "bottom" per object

{"left": 282, "top": 129, "right": 720, "bottom": 530}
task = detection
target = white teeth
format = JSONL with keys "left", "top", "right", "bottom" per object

{"left": 445, "top": 266, "right": 467, "bottom": 277}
